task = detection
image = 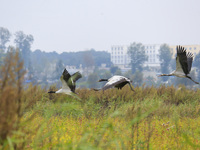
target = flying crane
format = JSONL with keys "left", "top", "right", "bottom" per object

{"left": 158, "top": 45, "right": 199, "bottom": 84}
{"left": 48, "top": 69, "right": 82, "bottom": 98}
{"left": 94, "top": 75, "right": 135, "bottom": 92}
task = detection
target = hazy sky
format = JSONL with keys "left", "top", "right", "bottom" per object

{"left": 1, "top": 0, "right": 200, "bottom": 53}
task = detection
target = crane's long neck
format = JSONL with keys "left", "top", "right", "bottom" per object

{"left": 48, "top": 91, "right": 56, "bottom": 93}
{"left": 99, "top": 79, "right": 108, "bottom": 82}
{"left": 159, "top": 74, "right": 173, "bottom": 77}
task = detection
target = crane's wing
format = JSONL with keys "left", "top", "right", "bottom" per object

{"left": 186, "top": 52, "right": 193, "bottom": 74}
{"left": 175, "top": 55, "right": 184, "bottom": 74}
{"left": 102, "top": 77, "right": 127, "bottom": 91}
{"left": 176, "top": 45, "right": 189, "bottom": 75}
{"left": 62, "top": 69, "right": 71, "bottom": 83}
{"left": 60, "top": 74, "right": 71, "bottom": 91}
{"left": 66, "top": 72, "right": 82, "bottom": 93}
{"left": 71, "top": 72, "right": 82, "bottom": 82}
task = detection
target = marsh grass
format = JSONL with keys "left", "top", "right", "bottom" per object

{"left": 19, "top": 85, "right": 200, "bottom": 150}
{"left": 0, "top": 50, "right": 40, "bottom": 149}
{"left": 1, "top": 52, "right": 200, "bottom": 149}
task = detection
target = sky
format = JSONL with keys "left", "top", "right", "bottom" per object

{"left": 0, "top": 0, "right": 200, "bottom": 53}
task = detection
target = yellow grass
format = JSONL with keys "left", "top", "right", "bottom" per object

{"left": 21, "top": 111, "right": 200, "bottom": 150}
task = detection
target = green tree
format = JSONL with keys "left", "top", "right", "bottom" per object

{"left": 131, "top": 70, "right": 143, "bottom": 86}
{"left": 0, "top": 27, "right": 11, "bottom": 51}
{"left": 123, "top": 70, "right": 132, "bottom": 79}
{"left": 87, "top": 72, "right": 98, "bottom": 88}
{"left": 14, "top": 31, "right": 34, "bottom": 69}
{"left": 115, "top": 68, "right": 122, "bottom": 75}
{"left": 101, "top": 70, "right": 112, "bottom": 79}
{"left": 27, "top": 60, "right": 35, "bottom": 81}
{"left": 145, "top": 76, "right": 156, "bottom": 86}
{"left": 83, "top": 51, "right": 94, "bottom": 68}
{"left": 158, "top": 44, "right": 172, "bottom": 82}
{"left": 53, "top": 60, "right": 65, "bottom": 80}
{"left": 59, "top": 49, "right": 112, "bottom": 68}
{"left": 110, "top": 65, "right": 120, "bottom": 75}
{"left": 128, "top": 42, "right": 148, "bottom": 74}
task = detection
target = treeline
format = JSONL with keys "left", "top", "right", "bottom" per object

{"left": 1, "top": 26, "right": 200, "bottom": 88}
{"left": 0, "top": 27, "right": 112, "bottom": 85}
{"left": 31, "top": 49, "right": 111, "bottom": 69}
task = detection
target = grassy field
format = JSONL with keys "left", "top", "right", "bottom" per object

{"left": 1, "top": 84, "right": 200, "bottom": 150}
{"left": 1, "top": 52, "right": 200, "bottom": 149}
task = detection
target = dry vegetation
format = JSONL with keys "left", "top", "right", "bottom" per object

{"left": 1, "top": 51, "right": 200, "bottom": 149}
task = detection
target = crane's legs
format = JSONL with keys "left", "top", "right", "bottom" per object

{"left": 186, "top": 76, "right": 199, "bottom": 84}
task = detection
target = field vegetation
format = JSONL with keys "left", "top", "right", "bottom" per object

{"left": 1, "top": 51, "right": 200, "bottom": 150}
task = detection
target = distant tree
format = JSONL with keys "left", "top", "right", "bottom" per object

{"left": 131, "top": 70, "right": 143, "bottom": 86}
{"left": 110, "top": 65, "right": 120, "bottom": 75}
{"left": 123, "top": 70, "right": 132, "bottom": 79}
{"left": 145, "top": 76, "right": 156, "bottom": 87}
{"left": 87, "top": 72, "right": 98, "bottom": 88}
{"left": 128, "top": 42, "right": 148, "bottom": 74}
{"left": 53, "top": 60, "right": 65, "bottom": 80}
{"left": 193, "top": 52, "right": 200, "bottom": 81}
{"left": 95, "top": 69, "right": 112, "bottom": 79}
{"left": 41, "top": 73, "right": 48, "bottom": 85}
{"left": 14, "top": 31, "right": 34, "bottom": 69}
{"left": 83, "top": 51, "right": 94, "bottom": 68}
{"left": 158, "top": 44, "right": 172, "bottom": 82}
{"left": 0, "top": 27, "right": 11, "bottom": 51}
{"left": 59, "top": 49, "right": 112, "bottom": 68}
{"left": 102, "top": 70, "right": 112, "bottom": 79}
{"left": 90, "top": 49, "right": 112, "bottom": 67}
{"left": 170, "top": 58, "right": 176, "bottom": 71}
{"left": 29, "top": 49, "right": 111, "bottom": 81}
{"left": 115, "top": 68, "right": 122, "bottom": 75}
{"left": 27, "top": 60, "right": 34, "bottom": 80}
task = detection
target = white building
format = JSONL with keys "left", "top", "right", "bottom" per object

{"left": 143, "top": 44, "right": 161, "bottom": 68}
{"left": 110, "top": 45, "right": 131, "bottom": 68}
{"left": 110, "top": 44, "right": 161, "bottom": 70}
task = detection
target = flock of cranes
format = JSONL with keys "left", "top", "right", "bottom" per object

{"left": 48, "top": 45, "right": 199, "bottom": 97}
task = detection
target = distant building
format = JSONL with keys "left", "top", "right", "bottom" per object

{"left": 143, "top": 44, "right": 161, "bottom": 68}
{"left": 169, "top": 45, "right": 200, "bottom": 58}
{"left": 110, "top": 44, "right": 161, "bottom": 70}
{"left": 110, "top": 45, "right": 130, "bottom": 68}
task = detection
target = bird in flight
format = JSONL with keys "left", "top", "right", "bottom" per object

{"left": 94, "top": 75, "right": 134, "bottom": 92}
{"left": 48, "top": 69, "right": 82, "bottom": 99}
{"left": 158, "top": 45, "right": 199, "bottom": 84}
